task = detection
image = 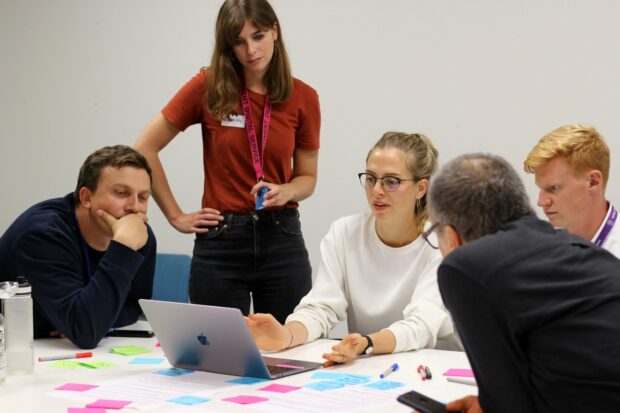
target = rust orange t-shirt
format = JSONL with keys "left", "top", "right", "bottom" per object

{"left": 162, "top": 69, "right": 321, "bottom": 213}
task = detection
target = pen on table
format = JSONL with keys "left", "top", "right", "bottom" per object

{"left": 417, "top": 364, "right": 432, "bottom": 381}
{"left": 379, "top": 363, "right": 399, "bottom": 379}
{"left": 38, "top": 352, "right": 93, "bottom": 362}
{"left": 446, "top": 376, "right": 477, "bottom": 387}
{"left": 417, "top": 365, "right": 426, "bottom": 381}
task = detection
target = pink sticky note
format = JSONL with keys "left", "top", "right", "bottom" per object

{"left": 259, "top": 383, "right": 302, "bottom": 394}
{"left": 275, "top": 363, "right": 305, "bottom": 370}
{"left": 86, "top": 399, "right": 132, "bottom": 409}
{"left": 56, "top": 383, "right": 99, "bottom": 392}
{"left": 67, "top": 408, "right": 106, "bottom": 413}
{"left": 443, "top": 368, "right": 474, "bottom": 378}
{"left": 222, "top": 395, "right": 269, "bottom": 405}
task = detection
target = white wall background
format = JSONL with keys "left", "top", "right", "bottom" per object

{"left": 1, "top": 0, "right": 618, "bottom": 277}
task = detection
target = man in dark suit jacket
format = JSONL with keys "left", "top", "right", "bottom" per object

{"left": 424, "top": 153, "right": 620, "bottom": 413}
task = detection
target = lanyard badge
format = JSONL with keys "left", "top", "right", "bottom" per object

{"left": 240, "top": 87, "right": 272, "bottom": 210}
{"left": 594, "top": 205, "right": 617, "bottom": 247}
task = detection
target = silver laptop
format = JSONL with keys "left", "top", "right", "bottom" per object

{"left": 139, "top": 299, "right": 323, "bottom": 379}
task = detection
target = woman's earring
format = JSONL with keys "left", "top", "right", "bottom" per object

{"left": 416, "top": 197, "right": 421, "bottom": 211}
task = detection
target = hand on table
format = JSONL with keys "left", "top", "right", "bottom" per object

{"left": 48, "top": 330, "right": 64, "bottom": 338}
{"left": 322, "top": 333, "right": 368, "bottom": 367}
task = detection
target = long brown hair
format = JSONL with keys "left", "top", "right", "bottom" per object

{"left": 207, "top": 0, "right": 293, "bottom": 120}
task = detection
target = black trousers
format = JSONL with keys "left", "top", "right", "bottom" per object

{"left": 189, "top": 208, "right": 312, "bottom": 324}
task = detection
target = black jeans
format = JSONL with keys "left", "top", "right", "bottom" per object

{"left": 189, "top": 208, "right": 312, "bottom": 324}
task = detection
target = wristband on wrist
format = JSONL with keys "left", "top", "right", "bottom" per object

{"left": 361, "top": 335, "right": 374, "bottom": 355}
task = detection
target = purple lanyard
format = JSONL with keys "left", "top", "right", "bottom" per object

{"left": 594, "top": 205, "right": 617, "bottom": 247}
{"left": 240, "top": 87, "right": 272, "bottom": 182}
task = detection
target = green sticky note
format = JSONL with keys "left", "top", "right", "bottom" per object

{"left": 49, "top": 360, "right": 81, "bottom": 369}
{"left": 79, "top": 360, "right": 117, "bottom": 369}
{"left": 109, "top": 345, "right": 151, "bottom": 356}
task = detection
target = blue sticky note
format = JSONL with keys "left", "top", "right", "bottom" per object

{"left": 154, "top": 367, "right": 194, "bottom": 377}
{"left": 364, "top": 380, "right": 405, "bottom": 391}
{"left": 226, "top": 376, "right": 270, "bottom": 385}
{"left": 130, "top": 357, "right": 165, "bottom": 365}
{"left": 168, "top": 395, "right": 210, "bottom": 405}
{"left": 310, "top": 372, "right": 349, "bottom": 380}
{"left": 334, "top": 373, "right": 372, "bottom": 385}
{"left": 304, "top": 380, "right": 345, "bottom": 391}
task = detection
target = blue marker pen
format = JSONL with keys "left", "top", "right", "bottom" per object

{"left": 379, "top": 362, "right": 399, "bottom": 379}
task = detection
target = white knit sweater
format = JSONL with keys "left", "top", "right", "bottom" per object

{"left": 286, "top": 212, "right": 455, "bottom": 352}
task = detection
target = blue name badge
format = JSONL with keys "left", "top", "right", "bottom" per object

{"left": 256, "top": 186, "right": 268, "bottom": 210}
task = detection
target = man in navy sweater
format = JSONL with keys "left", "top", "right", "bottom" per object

{"left": 0, "top": 145, "right": 156, "bottom": 349}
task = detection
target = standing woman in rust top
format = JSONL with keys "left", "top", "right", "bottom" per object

{"left": 134, "top": 0, "right": 320, "bottom": 323}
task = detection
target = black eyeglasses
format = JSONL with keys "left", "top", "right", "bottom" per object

{"left": 421, "top": 222, "right": 440, "bottom": 249}
{"left": 358, "top": 173, "right": 418, "bottom": 192}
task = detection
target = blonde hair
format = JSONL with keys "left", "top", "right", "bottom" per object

{"left": 524, "top": 124, "right": 610, "bottom": 191}
{"left": 207, "top": 0, "right": 293, "bottom": 120}
{"left": 367, "top": 132, "right": 439, "bottom": 234}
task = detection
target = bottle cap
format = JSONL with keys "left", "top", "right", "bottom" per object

{"left": 15, "top": 276, "right": 31, "bottom": 295}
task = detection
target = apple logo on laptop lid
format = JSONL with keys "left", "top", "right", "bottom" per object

{"left": 197, "top": 334, "right": 210, "bottom": 346}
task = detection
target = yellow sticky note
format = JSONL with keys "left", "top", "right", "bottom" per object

{"left": 48, "top": 360, "right": 81, "bottom": 369}
{"left": 109, "top": 345, "right": 151, "bottom": 356}
{"left": 79, "top": 360, "right": 117, "bottom": 369}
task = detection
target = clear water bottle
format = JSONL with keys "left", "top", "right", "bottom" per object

{"left": 4, "top": 276, "right": 34, "bottom": 375}
{"left": 0, "top": 312, "right": 6, "bottom": 383}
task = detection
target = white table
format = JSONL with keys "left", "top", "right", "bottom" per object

{"left": 0, "top": 323, "right": 476, "bottom": 412}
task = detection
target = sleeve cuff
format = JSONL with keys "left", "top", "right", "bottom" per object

{"left": 385, "top": 322, "right": 437, "bottom": 353}
{"left": 384, "top": 324, "right": 415, "bottom": 353}
{"left": 103, "top": 240, "right": 146, "bottom": 278}
{"left": 285, "top": 312, "right": 324, "bottom": 343}
{"left": 384, "top": 305, "right": 450, "bottom": 353}
{"left": 161, "top": 109, "right": 187, "bottom": 132}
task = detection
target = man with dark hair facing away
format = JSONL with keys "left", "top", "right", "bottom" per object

{"left": 425, "top": 153, "right": 620, "bottom": 413}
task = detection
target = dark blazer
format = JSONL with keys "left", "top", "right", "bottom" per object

{"left": 439, "top": 215, "right": 620, "bottom": 413}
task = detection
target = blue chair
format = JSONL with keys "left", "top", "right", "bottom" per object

{"left": 151, "top": 253, "right": 191, "bottom": 303}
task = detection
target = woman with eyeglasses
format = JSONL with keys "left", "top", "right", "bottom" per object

{"left": 248, "top": 132, "right": 457, "bottom": 364}
{"left": 134, "top": 0, "right": 320, "bottom": 324}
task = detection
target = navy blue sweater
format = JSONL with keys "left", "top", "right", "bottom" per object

{"left": 0, "top": 194, "right": 156, "bottom": 349}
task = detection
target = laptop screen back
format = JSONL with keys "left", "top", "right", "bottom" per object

{"left": 139, "top": 299, "right": 272, "bottom": 378}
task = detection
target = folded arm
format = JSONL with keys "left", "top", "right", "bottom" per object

{"left": 20, "top": 226, "right": 155, "bottom": 349}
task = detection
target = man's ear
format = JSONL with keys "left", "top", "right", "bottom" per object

{"left": 586, "top": 170, "right": 604, "bottom": 192}
{"left": 78, "top": 187, "right": 92, "bottom": 208}
{"left": 441, "top": 225, "right": 465, "bottom": 256}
